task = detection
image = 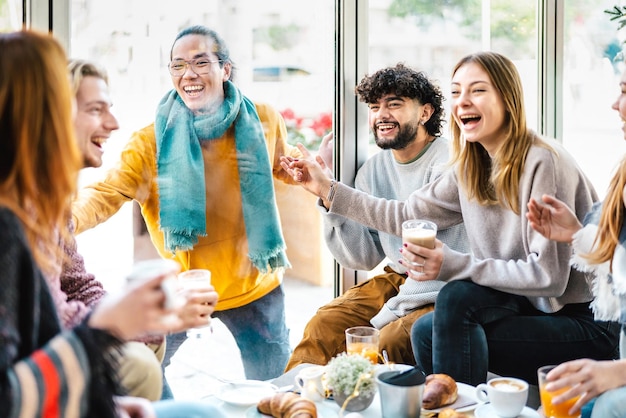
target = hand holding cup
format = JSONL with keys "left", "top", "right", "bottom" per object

{"left": 538, "top": 365, "right": 582, "bottom": 418}
{"left": 401, "top": 220, "right": 442, "bottom": 280}
{"left": 177, "top": 269, "right": 216, "bottom": 338}
{"left": 90, "top": 259, "right": 184, "bottom": 339}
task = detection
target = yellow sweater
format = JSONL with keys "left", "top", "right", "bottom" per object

{"left": 72, "top": 102, "right": 301, "bottom": 310}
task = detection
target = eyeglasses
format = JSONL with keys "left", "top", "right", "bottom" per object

{"left": 168, "top": 58, "right": 222, "bottom": 76}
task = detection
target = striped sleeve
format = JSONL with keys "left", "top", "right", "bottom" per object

{"left": 7, "top": 332, "right": 89, "bottom": 418}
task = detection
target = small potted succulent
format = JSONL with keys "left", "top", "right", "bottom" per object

{"left": 325, "top": 353, "right": 377, "bottom": 412}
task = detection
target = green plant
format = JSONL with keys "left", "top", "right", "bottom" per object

{"left": 325, "top": 353, "right": 376, "bottom": 398}
{"left": 606, "top": 5, "right": 626, "bottom": 30}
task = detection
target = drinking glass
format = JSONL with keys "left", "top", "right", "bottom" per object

{"left": 401, "top": 219, "right": 437, "bottom": 249}
{"left": 345, "top": 326, "right": 380, "bottom": 364}
{"left": 538, "top": 365, "right": 581, "bottom": 418}
{"left": 178, "top": 269, "right": 213, "bottom": 338}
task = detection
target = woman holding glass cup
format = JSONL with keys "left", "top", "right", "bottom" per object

{"left": 280, "top": 51, "right": 620, "bottom": 387}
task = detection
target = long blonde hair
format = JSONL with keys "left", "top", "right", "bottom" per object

{"left": 585, "top": 157, "right": 626, "bottom": 269}
{"left": 0, "top": 30, "right": 82, "bottom": 275}
{"left": 450, "top": 51, "right": 552, "bottom": 214}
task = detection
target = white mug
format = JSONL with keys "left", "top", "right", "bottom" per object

{"left": 127, "top": 259, "right": 182, "bottom": 310}
{"left": 475, "top": 377, "right": 528, "bottom": 418}
{"left": 294, "top": 365, "right": 326, "bottom": 402}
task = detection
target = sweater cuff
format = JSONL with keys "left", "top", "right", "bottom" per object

{"left": 370, "top": 305, "right": 399, "bottom": 329}
{"left": 572, "top": 224, "right": 598, "bottom": 255}
{"left": 317, "top": 198, "right": 347, "bottom": 227}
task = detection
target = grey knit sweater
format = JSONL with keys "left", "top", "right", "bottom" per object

{"left": 329, "top": 137, "right": 598, "bottom": 314}
{"left": 320, "top": 137, "right": 470, "bottom": 327}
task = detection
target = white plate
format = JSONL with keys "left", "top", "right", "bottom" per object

{"left": 246, "top": 401, "right": 335, "bottom": 418}
{"left": 423, "top": 382, "right": 482, "bottom": 413}
{"left": 215, "top": 380, "right": 278, "bottom": 407}
{"left": 474, "top": 403, "right": 541, "bottom": 418}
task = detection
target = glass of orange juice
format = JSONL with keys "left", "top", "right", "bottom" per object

{"left": 538, "top": 365, "right": 581, "bottom": 418}
{"left": 345, "top": 326, "right": 380, "bottom": 364}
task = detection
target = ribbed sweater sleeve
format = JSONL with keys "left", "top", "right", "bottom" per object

{"left": 328, "top": 139, "right": 597, "bottom": 313}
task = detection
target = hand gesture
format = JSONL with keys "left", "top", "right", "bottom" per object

{"left": 526, "top": 194, "right": 582, "bottom": 243}
{"left": 316, "top": 132, "right": 334, "bottom": 172}
{"left": 399, "top": 239, "right": 444, "bottom": 281}
{"left": 280, "top": 147, "right": 335, "bottom": 206}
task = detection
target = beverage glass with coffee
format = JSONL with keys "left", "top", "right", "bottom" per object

{"left": 345, "top": 326, "right": 380, "bottom": 364}
{"left": 402, "top": 219, "right": 437, "bottom": 249}
{"left": 475, "top": 377, "right": 528, "bottom": 418}
{"left": 538, "top": 365, "right": 581, "bottom": 418}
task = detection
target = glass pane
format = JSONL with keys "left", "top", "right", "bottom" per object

{"left": 0, "top": 0, "right": 22, "bottom": 31}
{"left": 368, "top": 0, "right": 538, "bottom": 158}
{"left": 366, "top": 0, "right": 537, "bottom": 276}
{"left": 562, "top": 0, "right": 626, "bottom": 198}
{"left": 70, "top": 0, "right": 335, "bottom": 386}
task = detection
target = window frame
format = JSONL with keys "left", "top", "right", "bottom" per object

{"left": 29, "top": 0, "right": 565, "bottom": 295}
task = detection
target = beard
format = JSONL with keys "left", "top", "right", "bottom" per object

{"left": 373, "top": 121, "right": 419, "bottom": 150}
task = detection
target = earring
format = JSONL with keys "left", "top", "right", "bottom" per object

{"left": 420, "top": 121, "right": 425, "bottom": 125}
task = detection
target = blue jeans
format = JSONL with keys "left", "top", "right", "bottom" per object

{"left": 589, "top": 386, "right": 626, "bottom": 418}
{"left": 153, "top": 399, "right": 226, "bottom": 417}
{"left": 411, "top": 280, "right": 620, "bottom": 386}
{"left": 161, "top": 284, "right": 291, "bottom": 397}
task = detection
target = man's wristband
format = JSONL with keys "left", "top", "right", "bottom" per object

{"left": 326, "top": 179, "right": 337, "bottom": 203}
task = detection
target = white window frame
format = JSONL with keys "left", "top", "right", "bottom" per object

{"left": 29, "top": 0, "right": 564, "bottom": 296}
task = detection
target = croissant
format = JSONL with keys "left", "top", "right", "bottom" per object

{"left": 257, "top": 392, "right": 317, "bottom": 418}
{"left": 421, "top": 373, "right": 458, "bottom": 409}
{"left": 438, "top": 408, "right": 469, "bottom": 418}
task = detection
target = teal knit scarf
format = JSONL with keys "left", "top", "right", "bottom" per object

{"left": 154, "top": 81, "right": 289, "bottom": 273}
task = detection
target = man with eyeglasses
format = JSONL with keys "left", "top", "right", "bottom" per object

{"left": 72, "top": 25, "right": 302, "bottom": 394}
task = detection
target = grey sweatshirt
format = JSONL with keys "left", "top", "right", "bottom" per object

{"left": 320, "top": 137, "right": 470, "bottom": 328}
{"left": 328, "top": 138, "right": 597, "bottom": 314}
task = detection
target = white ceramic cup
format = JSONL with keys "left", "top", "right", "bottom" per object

{"left": 475, "top": 377, "right": 529, "bottom": 418}
{"left": 126, "top": 259, "right": 182, "bottom": 310}
{"left": 294, "top": 365, "right": 326, "bottom": 402}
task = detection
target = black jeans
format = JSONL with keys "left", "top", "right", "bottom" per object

{"left": 411, "top": 280, "right": 620, "bottom": 386}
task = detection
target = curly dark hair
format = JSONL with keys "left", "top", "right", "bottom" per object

{"left": 355, "top": 63, "right": 445, "bottom": 137}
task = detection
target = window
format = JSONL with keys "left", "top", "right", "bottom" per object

{"left": 67, "top": 0, "right": 335, "bottom": 299}
{"left": 562, "top": 0, "right": 626, "bottom": 198}
{"left": 0, "top": 0, "right": 22, "bottom": 31}
{"left": 5, "top": 0, "right": 622, "bottom": 290}
{"left": 367, "top": 0, "right": 538, "bottom": 158}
